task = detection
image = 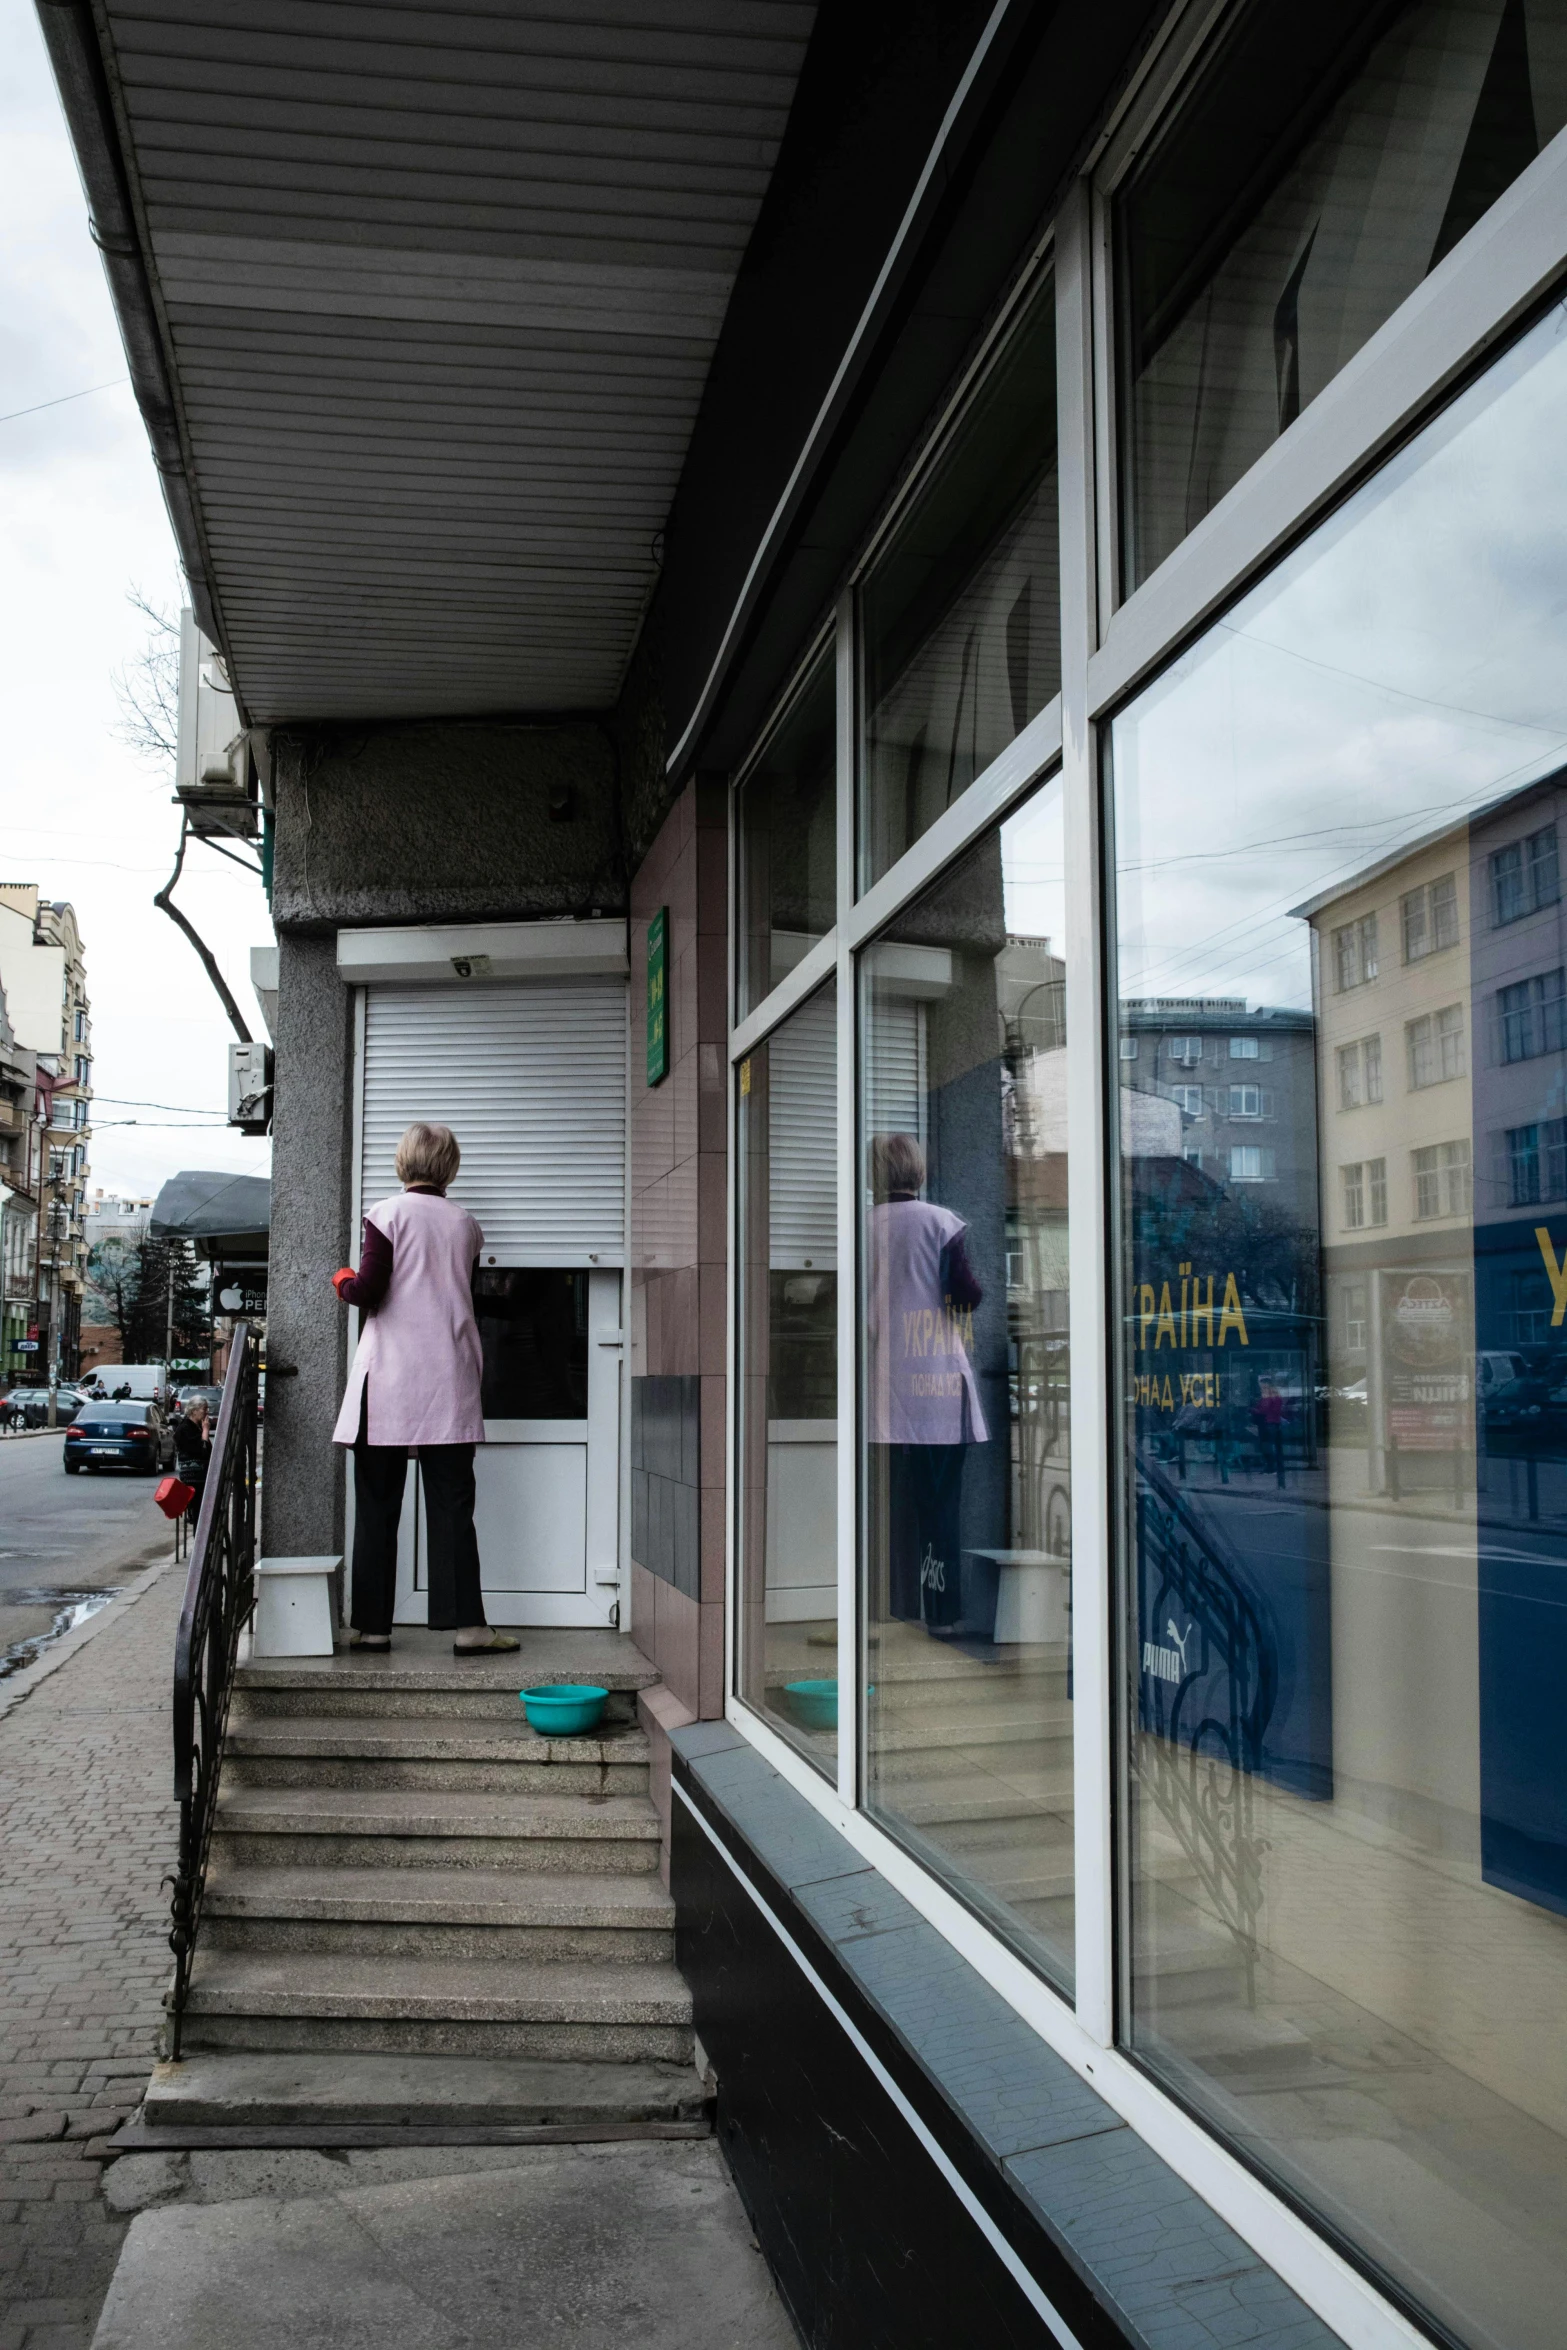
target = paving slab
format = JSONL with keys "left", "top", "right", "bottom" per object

{"left": 91, "top": 2140, "right": 798, "bottom": 2350}
{"left": 0, "top": 1553, "right": 185, "bottom": 2343}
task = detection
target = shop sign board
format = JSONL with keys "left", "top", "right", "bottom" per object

{"left": 646, "top": 907, "right": 669, "bottom": 1087}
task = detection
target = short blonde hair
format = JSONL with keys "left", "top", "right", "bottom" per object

{"left": 870, "top": 1131, "right": 925, "bottom": 1199}
{"left": 395, "top": 1122, "right": 461, "bottom": 1189}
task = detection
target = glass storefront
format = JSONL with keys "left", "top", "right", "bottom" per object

{"left": 737, "top": 981, "right": 839, "bottom": 1774}
{"left": 728, "top": 7, "right": 1567, "bottom": 2337}
{"left": 861, "top": 778, "right": 1074, "bottom": 1990}
{"left": 1116, "top": 0, "right": 1567, "bottom": 592}
{"left": 859, "top": 273, "right": 1060, "bottom": 891}
{"left": 1113, "top": 298, "right": 1567, "bottom": 2349}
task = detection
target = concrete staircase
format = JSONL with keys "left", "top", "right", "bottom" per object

{"left": 148, "top": 1632, "right": 700, "bottom": 2136}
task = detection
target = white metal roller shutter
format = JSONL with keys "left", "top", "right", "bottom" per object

{"left": 360, "top": 979, "right": 626, "bottom": 1264}
{"left": 766, "top": 991, "right": 925, "bottom": 1270}
{"left": 865, "top": 1000, "right": 925, "bottom": 1148}
{"left": 768, "top": 986, "right": 836, "bottom": 1271}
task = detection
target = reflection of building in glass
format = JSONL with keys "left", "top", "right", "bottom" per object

{"left": 1298, "top": 767, "right": 1567, "bottom": 1920}
{"left": 1120, "top": 997, "right": 1317, "bottom": 1221}
{"left": 1466, "top": 775, "right": 1567, "bottom": 1373}
{"left": 1296, "top": 827, "right": 1477, "bottom": 1497}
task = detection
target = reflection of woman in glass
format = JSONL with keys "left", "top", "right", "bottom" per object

{"left": 866, "top": 1133, "right": 987, "bottom": 1630}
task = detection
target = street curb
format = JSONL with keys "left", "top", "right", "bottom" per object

{"left": 0, "top": 1544, "right": 182, "bottom": 1727}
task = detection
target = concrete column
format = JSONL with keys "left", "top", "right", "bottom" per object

{"left": 260, "top": 935, "right": 353, "bottom": 1588}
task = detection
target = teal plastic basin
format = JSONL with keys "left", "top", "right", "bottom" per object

{"left": 783, "top": 1678, "right": 839, "bottom": 1732}
{"left": 520, "top": 1683, "right": 608, "bottom": 1737}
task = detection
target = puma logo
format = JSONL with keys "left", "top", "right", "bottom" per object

{"left": 1142, "top": 1617, "right": 1194, "bottom": 1687}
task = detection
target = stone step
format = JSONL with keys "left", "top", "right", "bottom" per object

{"left": 180, "top": 1951, "right": 694, "bottom": 2063}
{"left": 870, "top": 1707, "right": 1075, "bottom": 1755}
{"left": 212, "top": 1787, "right": 662, "bottom": 1874}
{"left": 222, "top": 1713, "right": 650, "bottom": 1795}
{"left": 141, "top": 2049, "right": 707, "bottom": 2131}
{"left": 869, "top": 1742, "right": 1073, "bottom": 1798}
{"left": 202, "top": 1865, "right": 675, "bottom": 1963}
{"left": 232, "top": 1628, "right": 656, "bottom": 1725}
{"left": 888, "top": 1779, "right": 1074, "bottom": 1836}
{"left": 865, "top": 1652, "right": 1068, "bottom": 1697}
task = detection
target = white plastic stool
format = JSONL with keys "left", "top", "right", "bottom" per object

{"left": 972, "top": 1549, "right": 1070, "bottom": 1645}
{"left": 253, "top": 1556, "right": 340, "bottom": 1658}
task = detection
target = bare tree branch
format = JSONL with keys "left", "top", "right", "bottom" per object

{"left": 113, "top": 586, "right": 181, "bottom": 767}
{"left": 155, "top": 818, "right": 253, "bottom": 1046}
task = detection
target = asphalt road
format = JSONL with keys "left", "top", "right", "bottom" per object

{"left": 0, "top": 1430, "right": 174, "bottom": 1663}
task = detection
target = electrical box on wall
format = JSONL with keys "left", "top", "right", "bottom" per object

{"left": 228, "top": 1040, "right": 273, "bottom": 1134}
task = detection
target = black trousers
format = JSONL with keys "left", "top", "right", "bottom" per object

{"left": 882, "top": 1443, "right": 966, "bottom": 1629}
{"left": 351, "top": 1436, "right": 487, "bottom": 1636}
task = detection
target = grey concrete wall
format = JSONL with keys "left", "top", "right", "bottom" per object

{"left": 260, "top": 935, "right": 354, "bottom": 1576}
{"left": 269, "top": 720, "right": 626, "bottom": 932}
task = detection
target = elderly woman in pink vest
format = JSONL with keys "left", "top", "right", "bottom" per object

{"left": 866, "top": 1132, "right": 986, "bottom": 1630}
{"left": 331, "top": 1122, "right": 519, "bottom": 1655}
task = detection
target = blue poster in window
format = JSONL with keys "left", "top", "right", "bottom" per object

{"left": 1124, "top": 1044, "right": 1334, "bottom": 1806}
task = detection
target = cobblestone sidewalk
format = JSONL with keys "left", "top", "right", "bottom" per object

{"left": 0, "top": 1557, "right": 183, "bottom": 2350}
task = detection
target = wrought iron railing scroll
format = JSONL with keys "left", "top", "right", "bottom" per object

{"left": 166, "top": 1322, "right": 260, "bottom": 2059}
{"left": 1132, "top": 1456, "right": 1279, "bottom": 1999}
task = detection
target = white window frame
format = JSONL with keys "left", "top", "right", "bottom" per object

{"left": 720, "top": 7, "right": 1567, "bottom": 2341}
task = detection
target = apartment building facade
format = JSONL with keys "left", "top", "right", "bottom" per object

{"left": 0, "top": 888, "right": 92, "bottom": 1382}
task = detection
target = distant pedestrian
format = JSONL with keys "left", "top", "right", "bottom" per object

{"left": 174, "top": 1397, "right": 210, "bottom": 1522}
{"left": 1251, "top": 1379, "right": 1288, "bottom": 1488}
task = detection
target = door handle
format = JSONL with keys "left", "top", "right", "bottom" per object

{"left": 596, "top": 1332, "right": 625, "bottom": 1347}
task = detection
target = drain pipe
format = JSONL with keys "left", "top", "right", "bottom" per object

{"left": 32, "top": 0, "right": 232, "bottom": 674}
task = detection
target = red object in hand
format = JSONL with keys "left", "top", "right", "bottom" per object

{"left": 331, "top": 1267, "right": 356, "bottom": 1298}
{"left": 154, "top": 1475, "right": 196, "bottom": 1521}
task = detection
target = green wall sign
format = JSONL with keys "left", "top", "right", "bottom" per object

{"left": 646, "top": 906, "right": 669, "bottom": 1086}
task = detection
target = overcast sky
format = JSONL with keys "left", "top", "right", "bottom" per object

{"left": 1, "top": 0, "right": 273, "bottom": 1203}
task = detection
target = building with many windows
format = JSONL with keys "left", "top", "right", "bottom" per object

{"left": 0, "top": 889, "right": 91, "bottom": 1382}
{"left": 40, "top": 1, "right": 1567, "bottom": 2345}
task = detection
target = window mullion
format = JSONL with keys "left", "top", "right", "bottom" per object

{"left": 1057, "top": 181, "right": 1115, "bottom": 2047}
{"left": 834, "top": 589, "right": 858, "bottom": 1811}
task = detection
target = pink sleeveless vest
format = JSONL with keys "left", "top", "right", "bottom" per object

{"left": 333, "top": 1189, "right": 486, "bottom": 1448}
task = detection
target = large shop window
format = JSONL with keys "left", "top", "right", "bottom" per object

{"left": 1111, "top": 299, "right": 1567, "bottom": 2350}
{"left": 737, "top": 643, "right": 836, "bottom": 1019}
{"left": 860, "top": 275, "right": 1060, "bottom": 891}
{"left": 737, "top": 982, "right": 838, "bottom": 1774}
{"left": 861, "top": 777, "right": 1074, "bottom": 1992}
{"left": 1116, "top": 0, "right": 1567, "bottom": 593}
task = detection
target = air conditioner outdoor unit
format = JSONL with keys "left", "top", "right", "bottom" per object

{"left": 228, "top": 1040, "right": 273, "bottom": 1135}
{"left": 175, "top": 610, "right": 259, "bottom": 839}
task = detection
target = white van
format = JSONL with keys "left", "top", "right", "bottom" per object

{"left": 100, "top": 1364, "right": 169, "bottom": 1405}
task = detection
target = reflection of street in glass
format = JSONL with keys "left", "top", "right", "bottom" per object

{"left": 1116, "top": 299, "right": 1567, "bottom": 2348}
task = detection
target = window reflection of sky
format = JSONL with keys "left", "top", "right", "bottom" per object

{"left": 1115, "top": 302, "right": 1567, "bottom": 1010}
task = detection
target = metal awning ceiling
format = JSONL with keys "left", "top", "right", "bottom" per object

{"left": 82, "top": 2, "right": 815, "bottom": 724}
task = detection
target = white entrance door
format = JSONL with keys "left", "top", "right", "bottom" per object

{"left": 393, "top": 1267, "right": 623, "bottom": 1628}
{"left": 351, "top": 971, "right": 627, "bottom": 1630}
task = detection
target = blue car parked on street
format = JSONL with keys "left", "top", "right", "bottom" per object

{"left": 63, "top": 1404, "right": 174, "bottom": 1476}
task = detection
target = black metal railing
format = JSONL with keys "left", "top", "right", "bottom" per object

{"left": 165, "top": 1323, "right": 260, "bottom": 2059}
{"left": 1132, "top": 1456, "right": 1279, "bottom": 1999}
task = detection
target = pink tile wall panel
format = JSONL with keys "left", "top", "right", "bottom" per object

{"left": 630, "top": 778, "right": 729, "bottom": 1715}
